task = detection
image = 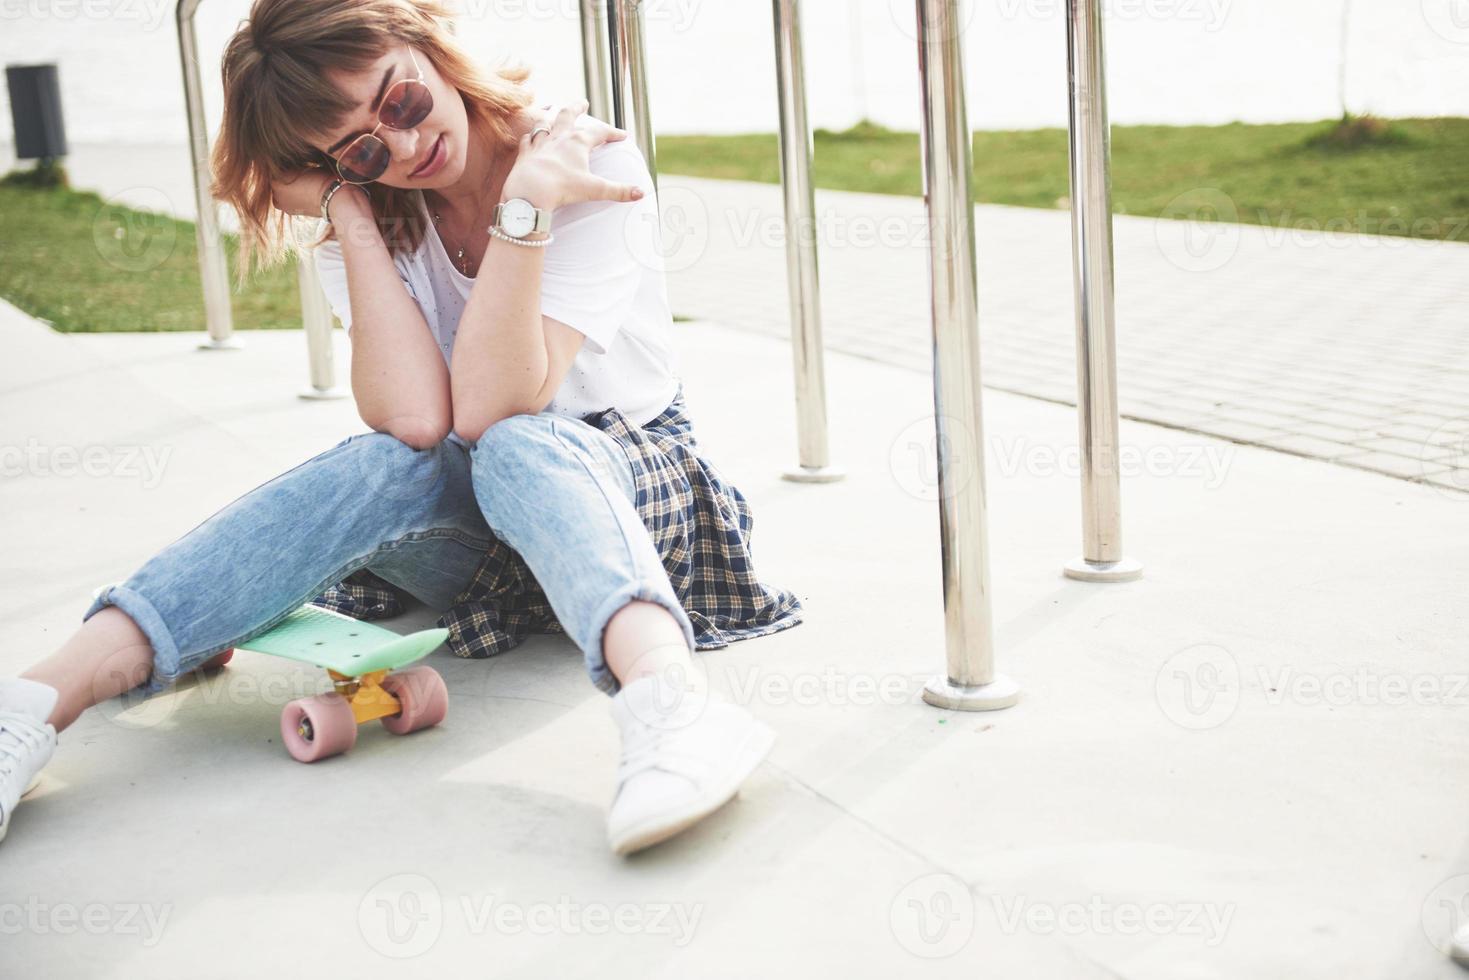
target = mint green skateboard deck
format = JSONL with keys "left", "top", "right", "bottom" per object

{"left": 236, "top": 605, "right": 449, "bottom": 677}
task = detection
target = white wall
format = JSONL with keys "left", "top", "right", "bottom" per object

{"left": 0, "top": 0, "right": 1466, "bottom": 145}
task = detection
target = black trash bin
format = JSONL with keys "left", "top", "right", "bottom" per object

{"left": 7, "top": 63, "right": 67, "bottom": 162}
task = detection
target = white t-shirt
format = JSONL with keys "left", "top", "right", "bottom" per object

{"left": 312, "top": 130, "right": 682, "bottom": 437}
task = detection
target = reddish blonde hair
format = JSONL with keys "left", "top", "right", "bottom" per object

{"left": 210, "top": 0, "right": 534, "bottom": 282}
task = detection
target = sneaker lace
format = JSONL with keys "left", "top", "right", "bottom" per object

{"left": 0, "top": 711, "right": 46, "bottom": 779}
{"left": 618, "top": 724, "right": 669, "bottom": 780}
{"left": 616, "top": 719, "right": 708, "bottom": 784}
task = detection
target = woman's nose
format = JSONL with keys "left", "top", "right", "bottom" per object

{"left": 381, "top": 126, "right": 420, "bottom": 163}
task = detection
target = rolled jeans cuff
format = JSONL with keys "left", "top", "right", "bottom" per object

{"left": 584, "top": 578, "right": 698, "bottom": 697}
{"left": 82, "top": 583, "right": 193, "bottom": 696}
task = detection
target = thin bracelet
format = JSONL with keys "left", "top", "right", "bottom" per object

{"left": 319, "top": 178, "right": 346, "bottom": 225}
{"left": 487, "top": 224, "right": 554, "bottom": 248}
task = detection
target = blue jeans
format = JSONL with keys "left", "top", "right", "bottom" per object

{"left": 82, "top": 412, "right": 697, "bottom": 696}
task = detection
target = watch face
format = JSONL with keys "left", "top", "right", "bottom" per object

{"left": 501, "top": 198, "right": 536, "bottom": 238}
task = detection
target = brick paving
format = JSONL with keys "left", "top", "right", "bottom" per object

{"left": 660, "top": 174, "right": 1469, "bottom": 493}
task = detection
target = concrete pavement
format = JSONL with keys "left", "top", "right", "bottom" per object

{"left": 2, "top": 299, "right": 1469, "bottom": 978}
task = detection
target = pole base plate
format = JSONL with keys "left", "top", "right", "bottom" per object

{"left": 1063, "top": 556, "right": 1143, "bottom": 583}
{"left": 781, "top": 464, "right": 846, "bottom": 484}
{"left": 197, "top": 337, "right": 244, "bottom": 351}
{"left": 299, "top": 387, "right": 349, "bottom": 401}
{"left": 922, "top": 674, "right": 1020, "bottom": 712}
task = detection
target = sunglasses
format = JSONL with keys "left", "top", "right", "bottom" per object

{"left": 331, "top": 48, "right": 434, "bottom": 184}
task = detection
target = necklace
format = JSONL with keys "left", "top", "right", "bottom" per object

{"left": 429, "top": 208, "right": 472, "bottom": 276}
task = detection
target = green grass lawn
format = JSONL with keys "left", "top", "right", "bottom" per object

{"left": 1, "top": 116, "right": 1464, "bottom": 333}
{"left": 0, "top": 182, "right": 301, "bottom": 333}
{"left": 658, "top": 116, "right": 1469, "bottom": 241}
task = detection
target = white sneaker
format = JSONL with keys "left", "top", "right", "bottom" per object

{"left": 0, "top": 679, "right": 60, "bottom": 844}
{"left": 607, "top": 674, "right": 775, "bottom": 856}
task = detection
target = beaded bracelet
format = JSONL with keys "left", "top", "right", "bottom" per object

{"left": 487, "top": 224, "right": 554, "bottom": 248}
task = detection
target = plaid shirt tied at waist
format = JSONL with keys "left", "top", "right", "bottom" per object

{"left": 309, "top": 384, "right": 804, "bottom": 659}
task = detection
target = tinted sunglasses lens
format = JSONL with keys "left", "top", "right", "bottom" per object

{"left": 338, "top": 135, "right": 390, "bottom": 183}
{"left": 380, "top": 80, "right": 432, "bottom": 130}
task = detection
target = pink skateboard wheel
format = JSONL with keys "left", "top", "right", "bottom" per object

{"left": 380, "top": 666, "right": 449, "bottom": 735}
{"left": 280, "top": 693, "right": 358, "bottom": 763}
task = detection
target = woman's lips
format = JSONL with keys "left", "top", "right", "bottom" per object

{"left": 409, "top": 134, "right": 446, "bottom": 179}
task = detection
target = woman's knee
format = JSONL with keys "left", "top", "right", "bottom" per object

{"left": 468, "top": 414, "right": 558, "bottom": 478}
{"left": 470, "top": 413, "right": 636, "bottom": 512}
{"left": 339, "top": 430, "right": 465, "bottom": 496}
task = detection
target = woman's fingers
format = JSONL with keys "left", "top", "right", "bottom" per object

{"left": 581, "top": 174, "right": 645, "bottom": 203}
{"left": 581, "top": 117, "right": 629, "bottom": 145}
{"left": 550, "top": 98, "right": 589, "bottom": 136}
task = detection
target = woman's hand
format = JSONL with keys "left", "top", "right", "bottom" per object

{"left": 269, "top": 167, "right": 344, "bottom": 218}
{"left": 500, "top": 99, "right": 643, "bottom": 211}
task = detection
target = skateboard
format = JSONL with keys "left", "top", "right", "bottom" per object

{"left": 213, "top": 605, "right": 451, "bottom": 763}
{"left": 87, "top": 583, "right": 452, "bottom": 763}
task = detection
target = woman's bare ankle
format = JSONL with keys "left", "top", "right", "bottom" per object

{"left": 21, "top": 606, "right": 155, "bottom": 731}
{"left": 603, "top": 600, "right": 694, "bottom": 688}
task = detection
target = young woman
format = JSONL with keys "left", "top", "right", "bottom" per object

{"left": 0, "top": 0, "right": 801, "bottom": 855}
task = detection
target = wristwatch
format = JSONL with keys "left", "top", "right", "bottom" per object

{"left": 491, "top": 197, "right": 553, "bottom": 239}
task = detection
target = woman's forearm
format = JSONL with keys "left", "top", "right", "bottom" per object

{"left": 333, "top": 192, "right": 454, "bottom": 448}
{"left": 449, "top": 230, "right": 551, "bottom": 444}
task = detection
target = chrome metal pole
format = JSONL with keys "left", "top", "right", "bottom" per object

{"left": 606, "top": 0, "right": 657, "bottom": 194}
{"left": 1062, "top": 0, "right": 1140, "bottom": 583}
{"left": 297, "top": 250, "right": 347, "bottom": 400}
{"left": 579, "top": 0, "right": 613, "bottom": 122}
{"left": 177, "top": 0, "right": 239, "bottom": 350}
{"left": 915, "top": 0, "right": 1018, "bottom": 711}
{"left": 772, "top": 0, "right": 842, "bottom": 484}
